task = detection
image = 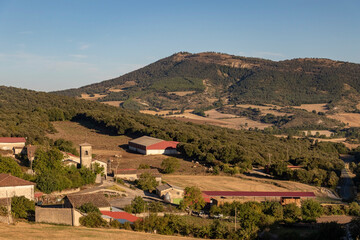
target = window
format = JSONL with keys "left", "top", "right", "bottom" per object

{"left": 85, "top": 150, "right": 89, "bottom": 156}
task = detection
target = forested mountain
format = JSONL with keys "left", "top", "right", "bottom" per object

{"left": 0, "top": 86, "right": 346, "bottom": 187}
{"left": 55, "top": 52, "right": 360, "bottom": 111}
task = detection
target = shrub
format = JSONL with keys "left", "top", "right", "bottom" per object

{"left": 301, "top": 199, "right": 323, "bottom": 221}
{"left": 161, "top": 157, "right": 180, "bottom": 174}
{"left": 80, "top": 212, "right": 107, "bottom": 228}
{"left": 283, "top": 203, "right": 302, "bottom": 223}
{"left": 11, "top": 196, "right": 35, "bottom": 220}
{"left": 136, "top": 172, "right": 158, "bottom": 192}
{"left": 78, "top": 203, "right": 100, "bottom": 214}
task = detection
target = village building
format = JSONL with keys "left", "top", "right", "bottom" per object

{"left": 114, "top": 168, "right": 162, "bottom": 182}
{"left": 128, "top": 136, "right": 179, "bottom": 155}
{"left": 101, "top": 211, "right": 139, "bottom": 224}
{"left": 63, "top": 193, "right": 111, "bottom": 211}
{"left": 0, "top": 137, "right": 26, "bottom": 155}
{"left": 0, "top": 173, "right": 35, "bottom": 201}
{"left": 202, "top": 191, "right": 316, "bottom": 207}
{"left": 60, "top": 144, "right": 107, "bottom": 182}
{"left": 156, "top": 183, "right": 184, "bottom": 204}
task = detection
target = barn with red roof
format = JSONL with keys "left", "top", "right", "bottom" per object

{"left": 129, "top": 136, "right": 179, "bottom": 155}
{"left": 202, "top": 191, "right": 316, "bottom": 207}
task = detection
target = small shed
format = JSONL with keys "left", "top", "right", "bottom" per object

{"left": 156, "top": 183, "right": 184, "bottom": 204}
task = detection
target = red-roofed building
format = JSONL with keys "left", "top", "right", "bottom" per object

{"left": 0, "top": 137, "right": 26, "bottom": 154}
{"left": 101, "top": 211, "right": 139, "bottom": 224}
{"left": 129, "top": 136, "right": 179, "bottom": 155}
{"left": 202, "top": 191, "right": 316, "bottom": 207}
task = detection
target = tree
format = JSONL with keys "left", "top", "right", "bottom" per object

{"left": 301, "top": 199, "right": 323, "bottom": 221}
{"left": 283, "top": 203, "right": 302, "bottom": 223}
{"left": 180, "top": 186, "right": 205, "bottom": 211}
{"left": 78, "top": 203, "right": 100, "bottom": 214}
{"left": 11, "top": 196, "right": 34, "bottom": 220}
{"left": 130, "top": 196, "right": 146, "bottom": 214}
{"left": 161, "top": 157, "right": 180, "bottom": 174}
{"left": 53, "top": 138, "right": 78, "bottom": 156}
{"left": 32, "top": 148, "right": 63, "bottom": 174}
{"left": 136, "top": 172, "right": 158, "bottom": 192}
{"left": 0, "top": 156, "right": 23, "bottom": 177}
{"left": 148, "top": 201, "right": 164, "bottom": 213}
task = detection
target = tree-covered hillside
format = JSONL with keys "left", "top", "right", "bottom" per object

{"left": 54, "top": 52, "right": 360, "bottom": 111}
{"left": 0, "top": 86, "right": 345, "bottom": 187}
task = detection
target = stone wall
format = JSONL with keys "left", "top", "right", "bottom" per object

{"left": 35, "top": 207, "right": 83, "bottom": 226}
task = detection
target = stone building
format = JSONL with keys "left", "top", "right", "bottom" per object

{"left": 79, "top": 143, "right": 92, "bottom": 168}
{"left": 156, "top": 183, "right": 184, "bottom": 204}
{"left": 0, "top": 137, "right": 26, "bottom": 155}
{"left": 64, "top": 193, "right": 111, "bottom": 211}
{"left": 0, "top": 173, "right": 35, "bottom": 201}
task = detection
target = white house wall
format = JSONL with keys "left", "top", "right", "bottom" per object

{"left": 0, "top": 142, "right": 25, "bottom": 151}
{"left": 0, "top": 185, "right": 34, "bottom": 201}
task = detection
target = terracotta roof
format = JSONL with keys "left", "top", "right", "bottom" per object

{"left": 0, "top": 137, "right": 26, "bottom": 143}
{"left": 129, "top": 136, "right": 179, "bottom": 150}
{"left": 65, "top": 193, "right": 110, "bottom": 208}
{"left": 101, "top": 211, "right": 139, "bottom": 222}
{"left": 146, "top": 141, "right": 179, "bottom": 150}
{"left": 0, "top": 173, "right": 35, "bottom": 187}
{"left": 62, "top": 151, "right": 79, "bottom": 158}
{"left": 202, "top": 191, "right": 316, "bottom": 198}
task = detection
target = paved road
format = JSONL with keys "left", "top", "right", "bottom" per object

{"left": 339, "top": 155, "right": 356, "bottom": 201}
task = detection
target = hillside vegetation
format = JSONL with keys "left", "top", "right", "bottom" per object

{"left": 55, "top": 52, "right": 360, "bottom": 111}
{"left": 0, "top": 86, "right": 346, "bottom": 187}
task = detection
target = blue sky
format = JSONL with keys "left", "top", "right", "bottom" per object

{"left": 0, "top": 0, "right": 359, "bottom": 91}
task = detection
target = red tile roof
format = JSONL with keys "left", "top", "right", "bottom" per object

{"left": 0, "top": 137, "right": 26, "bottom": 143}
{"left": 0, "top": 173, "right": 35, "bottom": 187}
{"left": 202, "top": 191, "right": 316, "bottom": 198}
{"left": 101, "top": 211, "right": 139, "bottom": 222}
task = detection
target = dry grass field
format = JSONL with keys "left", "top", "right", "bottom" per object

{"left": 167, "top": 91, "right": 196, "bottom": 96}
{"left": 0, "top": 222, "right": 196, "bottom": 240}
{"left": 163, "top": 175, "right": 324, "bottom": 196}
{"left": 327, "top": 113, "right": 360, "bottom": 127}
{"left": 79, "top": 94, "right": 107, "bottom": 101}
{"left": 102, "top": 101, "right": 124, "bottom": 107}
{"left": 293, "top": 103, "right": 328, "bottom": 113}
{"left": 48, "top": 121, "right": 208, "bottom": 174}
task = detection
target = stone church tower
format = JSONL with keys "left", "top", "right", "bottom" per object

{"left": 79, "top": 143, "right": 92, "bottom": 168}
